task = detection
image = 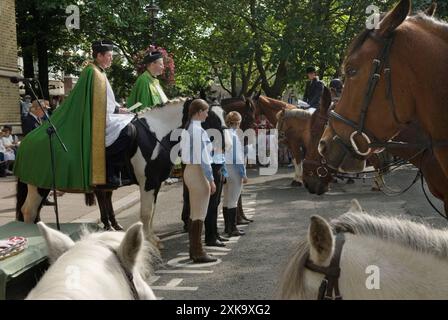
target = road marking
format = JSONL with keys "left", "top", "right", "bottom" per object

{"left": 155, "top": 270, "right": 213, "bottom": 274}
{"left": 149, "top": 275, "right": 160, "bottom": 284}
{"left": 167, "top": 256, "right": 222, "bottom": 268}
{"left": 178, "top": 252, "right": 228, "bottom": 256}
{"left": 161, "top": 233, "right": 185, "bottom": 242}
{"left": 152, "top": 286, "right": 198, "bottom": 291}
{"left": 166, "top": 278, "right": 183, "bottom": 287}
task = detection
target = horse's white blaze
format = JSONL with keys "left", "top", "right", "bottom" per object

{"left": 22, "top": 184, "right": 43, "bottom": 223}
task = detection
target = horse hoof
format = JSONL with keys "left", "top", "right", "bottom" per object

{"left": 157, "top": 241, "right": 165, "bottom": 250}
{"left": 291, "top": 181, "right": 303, "bottom": 187}
{"left": 112, "top": 224, "right": 124, "bottom": 231}
{"left": 103, "top": 225, "right": 113, "bottom": 231}
{"left": 346, "top": 179, "right": 355, "bottom": 185}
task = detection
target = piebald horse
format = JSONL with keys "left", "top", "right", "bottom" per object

{"left": 17, "top": 99, "right": 187, "bottom": 248}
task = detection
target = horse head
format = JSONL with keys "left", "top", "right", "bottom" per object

{"left": 277, "top": 199, "right": 448, "bottom": 299}
{"left": 303, "top": 87, "right": 334, "bottom": 195}
{"left": 27, "top": 222, "right": 158, "bottom": 299}
{"left": 319, "top": 0, "right": 415, "bottom": 173}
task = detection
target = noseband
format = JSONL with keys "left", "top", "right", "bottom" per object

{"left": 305, "top": 233, "right": 346, "bottom": 300}
{"left": 329, "top": 32, "right": 400, "bottom": 157}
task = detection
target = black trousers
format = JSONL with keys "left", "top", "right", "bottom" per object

{"left": 204, "top": 164, "right": 224, "bottom": 243}
{"left": 105, "top": 124, "right": 134, "bottom": 180}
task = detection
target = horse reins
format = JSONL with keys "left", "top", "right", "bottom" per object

{"left": 107, "top": 246, "right": 140, "bottom": 300}
{"left": 305, "top": 233, "right": 346, "bottom": 300}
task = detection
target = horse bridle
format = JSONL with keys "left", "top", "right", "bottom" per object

{"left": 328, "top": 31, "right": 402, "bottom": 157}
{"left": 305, "top": 232, "right": 346, "bottom": 300}
{"left": 108, "top": 246, "right": 140, "bottom": 300}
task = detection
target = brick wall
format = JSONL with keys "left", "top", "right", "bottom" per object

{"left": 0, "top": 0, "right": 20, "bottom": 129}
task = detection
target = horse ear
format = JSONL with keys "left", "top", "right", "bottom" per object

{"left": 425, "top": 2, "right": 437, "bottom": 17}
{"left": 348, "top": 199, "right": 363, "bottom": 213}
{"left": 377, "top": 0, "right": 411, "bottom": 38}
{"left": 276, "top": 110, "right": 285, "bottom": 121}
{"left": 37, "top": 222, "right": 75, "bottom": 264}
{"left": 118, "top": 222, "right": 144, "bottom": 272}
{"left": 308, "top": 215, "right": 334, "bottom": 264}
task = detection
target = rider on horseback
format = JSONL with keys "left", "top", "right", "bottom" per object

{"left": 14, "top": 40, "right": 135, "bottom": 190}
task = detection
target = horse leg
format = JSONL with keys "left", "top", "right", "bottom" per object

{"left": 94, "top": 190, "right": 112, "bottom": 230}
{"left": 290, "top": 143, "right": 303, "bottom": 186}
{"left": 139, "top": 185, "right": 163, "bottom": 249}
{"left": 105, "top": 190, "right": 123, "bottom": 231}
{"left": 21, "top": 184, "right": 43, "bottom": 223}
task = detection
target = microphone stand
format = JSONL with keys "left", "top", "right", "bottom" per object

{"left": 26, "top": 80, "right": 67, "bottom": 230}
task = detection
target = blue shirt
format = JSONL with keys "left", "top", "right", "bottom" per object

{"left": 180, "top": 121, "right": 214, "bottom": 182}
{"left": 225, "top": 129, "right": 247, "bottom": 178}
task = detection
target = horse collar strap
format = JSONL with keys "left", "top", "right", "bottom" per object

{"left": 305, "top": 232, "right": 346, "bottom": 300}
{"left": 108, "top": 246, "right": 140, "bottom": 300}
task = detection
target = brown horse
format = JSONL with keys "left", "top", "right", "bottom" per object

{"left": 253, "top": 95, "right": 301, "bottom": 185}
{"left": 220, "top": 97, "right": 257, "bottom": 131}
{"left": 319, "top": 0, "right": 448, "bottom": 178}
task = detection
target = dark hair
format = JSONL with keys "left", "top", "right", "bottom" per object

{"left": 2, "top": 125, "right": 12, "bottom": 132}
{"left": 306, "top": 66, "right": 316, "bottom": 74}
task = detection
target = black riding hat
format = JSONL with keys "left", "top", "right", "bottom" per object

{"left": 143, "top": 51, "right": 163, "bottom": 65}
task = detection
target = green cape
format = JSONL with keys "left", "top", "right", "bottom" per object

{"left": 14, "top": 63, "right": 107, "bottom": 192}
{"left": 127, "top": 71, "right": 167, "bottom": 112}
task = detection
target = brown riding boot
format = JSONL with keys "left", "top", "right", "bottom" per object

{"left": 237, "top": 196, "right": 253, "bottom": 224}
{"left": 189, "top": 220, "right": 217, "bottom": 263}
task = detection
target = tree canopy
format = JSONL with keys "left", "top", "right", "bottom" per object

{"left": 16, "top": 0, "right": 448, "bottom": 99}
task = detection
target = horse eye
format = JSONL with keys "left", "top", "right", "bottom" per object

{"left": 346, "top": 68, "right": 357, "bottom": 77}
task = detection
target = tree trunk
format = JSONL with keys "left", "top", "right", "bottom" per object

{"left": 37, "top": 37, "right": 50, "bottom": 99}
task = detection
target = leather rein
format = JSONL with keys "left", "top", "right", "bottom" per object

{"left": 305, "top": 233, "right": 346, "bottom": 300}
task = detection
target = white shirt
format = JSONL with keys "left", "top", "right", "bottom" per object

{"left": 105, "top": 77, "right": 134, "bottom": 147}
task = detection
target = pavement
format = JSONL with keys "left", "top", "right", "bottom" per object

{"left": 0, "top": 175, "right": 179, "bottom": 228}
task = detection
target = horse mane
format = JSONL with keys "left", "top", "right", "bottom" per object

{"left": 81, "top": 228, "right": 160, "bottom": 279}
{"left": 277, "top": 109, "right": 312, "bottom": 122}
{"left": 331, "top": 211, "right": 448, "bottom": 259}
{"left": 343, "top": 10, "right": 448, "bottom": 71}
{"left": 408, "top": 12, "right": 448, "bottom": 42}
{"left": 221, "top": 97, "right": 245, "bottom": 106}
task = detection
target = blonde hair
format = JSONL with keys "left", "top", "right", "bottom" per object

{"left": 225, "top": 111, "right": 242, "bottom": 128}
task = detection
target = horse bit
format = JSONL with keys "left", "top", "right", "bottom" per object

{"left": 305, "top": 233, "right": 346, "bottom": 300}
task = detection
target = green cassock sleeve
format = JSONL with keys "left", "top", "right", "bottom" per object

{"left": 127, "top": 72, "right": 155, "bottom": 112}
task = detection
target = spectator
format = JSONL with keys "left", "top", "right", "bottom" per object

{"left": 21, "top": 100, "right": 50, "bottom": 136}
{"left": 303, "top": 66, "right": 324, "bottom": 110}
{"left": 20, "top": 95, "right": 32, "bottom": 118}
{"left": 0, "top": 131, "right": 14, "bottom": 175}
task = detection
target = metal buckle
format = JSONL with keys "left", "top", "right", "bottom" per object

{"left": 349, "top": 131, "right": 372, "bottom": 156}
{"left": 317, "top": 166, "right": 329, "bottom": 178}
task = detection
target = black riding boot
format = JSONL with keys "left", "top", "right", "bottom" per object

{"left": 227, "top": 207, "right": 245, "bottom": 237}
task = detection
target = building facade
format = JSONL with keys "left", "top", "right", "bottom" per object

{"left": 0, "top": 0, "right": 19, "bottom": 129}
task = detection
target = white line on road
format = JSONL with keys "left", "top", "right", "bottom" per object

{"left": 178, "top": 252, "right": 228, "bottom": 256}
{"left": 155, "top": 270, "right": 213, "bottom": 274}
{"left": 161, "top": 233, "right": 186, "bottom": 242}
{"left": 151, "top": 286, "right": 198, "bottom": 291}
{"left": 166, "top": 278, "right": 183, "bottom": 287}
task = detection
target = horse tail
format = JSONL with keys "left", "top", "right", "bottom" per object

{"left": 16, "top": 179, "right": 27, "bottom": 221}
{"left": 85, "top": 193, "right": 96, "bottom": 206}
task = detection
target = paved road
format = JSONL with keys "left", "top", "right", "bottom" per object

{"left": 112, "top": 166, "right": 447, "bottom": 300}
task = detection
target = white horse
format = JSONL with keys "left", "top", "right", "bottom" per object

{"left": 26, "top": 222, "right": 157, "bottom": 300}
{"left": 277, "top": 199, "right": 448, "bottom": 299}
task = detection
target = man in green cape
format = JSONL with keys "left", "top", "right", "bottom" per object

{"left": 14, "top": 40, "right": 135, "bottom": 192}
{"left": 127, "top": 51, "right": 168, "bottom": 112}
